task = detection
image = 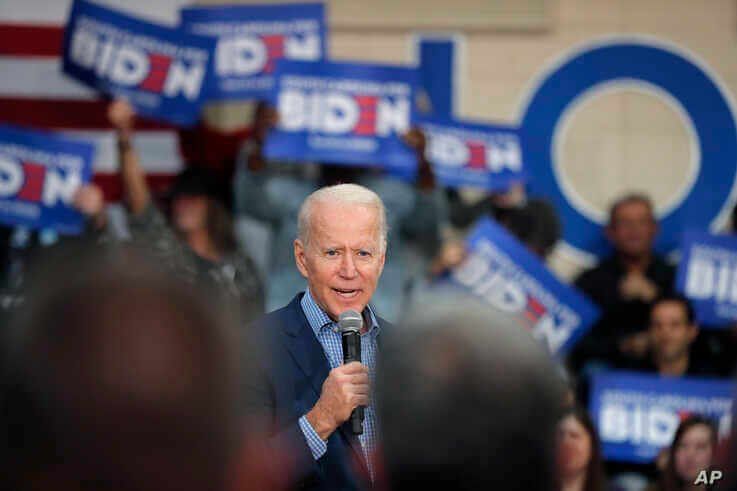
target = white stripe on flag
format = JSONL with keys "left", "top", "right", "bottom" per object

{"left": 0, "top": 57, "right": 96, "bottom": 99}
{"left": 61, "top": 130, "right": 183, "bottom": 173}
{"left": 0, "top": 0, "right": 186, "bottom": 26}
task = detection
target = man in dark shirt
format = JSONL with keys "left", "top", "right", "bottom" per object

{"left": 626, "top": 294, "right": 717, "bottom": 376}
{"left": 570, "top": 193, "right": 675, "bottom": 373}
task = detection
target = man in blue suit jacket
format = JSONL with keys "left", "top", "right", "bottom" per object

{"left": 249, "top": 183, "right": 391, "bottom": 491}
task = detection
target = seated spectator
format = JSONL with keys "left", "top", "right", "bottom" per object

{"left": 234, "top": 102, "right": 444, "bottom": 320}
{"left": 555, "top": 407, "right": 605, "bottom": 491}
{"left": 647, "top": 416, "right": 718, "bottom": 491}
{"left": 625, "top": 295, "right": 717, "bottom": 377}
{"left": 377, "top": 291, "right": 565, "bottom": 491}
{"left": 570, "top": 193, "right": 675, "bottom": 373}
{"left": 107, "top": 99, "right": 264, "bottom": 323}
{"left": 0, "top": 248, "right": 264, "bottom": 491}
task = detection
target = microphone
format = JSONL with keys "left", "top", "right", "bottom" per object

{"left": 339, "top": 309, "right": 364, "bottom": 435}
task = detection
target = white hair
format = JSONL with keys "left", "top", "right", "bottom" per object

{"left": 297, "top": 183, "right": 387, "bottom": 252}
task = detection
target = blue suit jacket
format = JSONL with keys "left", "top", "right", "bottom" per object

{"left": 249, "top": 293, "right": 390, "bottom": 491}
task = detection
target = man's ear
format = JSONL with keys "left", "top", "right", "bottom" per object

{"left": 294, "top": 239, "right": 309, "bottom": 279}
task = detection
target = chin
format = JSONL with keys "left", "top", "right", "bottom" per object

{"left": 333, "top": 299, "right": 367, "bottom": 315}
{"left": 328, "top": 292, "right": 369, "bottom": 316}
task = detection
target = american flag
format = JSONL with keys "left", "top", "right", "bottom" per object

{"left": 0, "top": 0, "right": 232, "bottom": 201}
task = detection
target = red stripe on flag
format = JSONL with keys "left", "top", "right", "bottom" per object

{"left": 0, "top": 24, "right": 63, "bottom": 57}
{"left": 18, "top": 162, "right": 45, "bottom": 202}
{"left": 467, "top": 142, "right": 486, "bottom": 169}
{"left": 0, "top": 98, "right": 175, "bottom": 130}
{"left": 93, "top": 173, "right": 176, "bottom": 202}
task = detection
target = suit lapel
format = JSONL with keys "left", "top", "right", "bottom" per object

{"left": 282, "top": 294, "right": 382, "bottom": 484}
{"left": 336, "top": 316, "right": 392, "bottom": 482}
{"left": 281, "top": 294, "right": 330, "bottom": 399}
{"left": 337, "top": 421, "right": 370, "bottom": 483}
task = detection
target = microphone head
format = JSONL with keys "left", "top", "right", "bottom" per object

{"left": 338, "top": 310, "right": 362, "bottom": 334}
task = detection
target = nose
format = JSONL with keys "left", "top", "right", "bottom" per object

{"left": 339, "top": 253, "right": 358, "bottom": 279}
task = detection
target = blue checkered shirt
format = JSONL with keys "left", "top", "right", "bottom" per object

{"left": 298, "top": 289, "right": 380, "bottom": 482}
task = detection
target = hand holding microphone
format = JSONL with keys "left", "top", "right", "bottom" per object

{"left": 305, "top": 310, "right": 368, "bottom": 440}
{"left": 339, "top": 310, "right": 364, "bottom": 435}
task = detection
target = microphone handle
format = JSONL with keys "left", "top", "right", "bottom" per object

{"left": 342, "top": 330, "right": 363, "bottom": 435}
{"left": 351, "top": 406, "right": 364, "bottom": 435}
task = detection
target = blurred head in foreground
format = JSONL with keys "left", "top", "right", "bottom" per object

{"left": 1, "top": 248, "right": 247, "bottom": 491}
{"left": 377, "top": 293, "right": 565, "bottom": 491}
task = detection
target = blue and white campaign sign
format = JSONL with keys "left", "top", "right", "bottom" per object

{"left": 180, "top": 3, "right": 326, "bottom": 101}
{"left": 590, "top": 371, "right": 733, "bottom": 463}
{"left": 263, "top": 60, "right": 419, "bottom": 170}
{"left": 519, "top": 38, "right": 737, "bottom": 261}
{"left": 420, "top": 116, "right": 525, "bottom": 191}
{"left": 0, "top": 126, "right": 94, "bottom": 234}
{"left": 62, "top": 0, "right": 215, "bottom": 126}
{"left": 450, "top": 218, "right": 599, "bottom": 356}
{"left": 676, "top": 230, "right": 737, "bottom": 326}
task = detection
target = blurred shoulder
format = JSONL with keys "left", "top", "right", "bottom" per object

{"left": 249, "top": 293, "right": 305, "bottom": 333}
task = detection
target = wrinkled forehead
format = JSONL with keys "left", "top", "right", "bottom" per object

{"left": 309, "top": 201, "right": 383, "bottom": 247}
{"left": 651, "top": 301, "right": 690, "bottom": 323}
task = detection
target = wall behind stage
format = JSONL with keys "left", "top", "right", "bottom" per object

{"left": 196, "top": 0, "right": 737, "bottom": 280}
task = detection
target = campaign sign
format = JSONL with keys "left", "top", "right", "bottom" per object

{"left": 590, "top": 371, "right": 733, "bottom": 463}
{"left": 62, "top": 0, "right": 215, "bottom": 126}
{"left": 180, "top": 3, "right": 326, "bottom": 101}
{"left": 0, "top": 126, "right": 94, "bottom": 234}
{"left": 676, "top": 230, "right": 737, "bottom": 326}
{"left": 263, "top": 60, "right": 419, "bottom": 170}
{"left": 450, "top": 218, "right": 599, "bottom": 356}
{"left": 420, "top": 116, "right": 525, "bottom": 191}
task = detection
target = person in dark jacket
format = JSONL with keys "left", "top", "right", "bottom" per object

{"left": 570, "top": 193, "right": 675, "bottom": 374}
{"left": 247, "top": 184, "right": 391, "bottom": 491}
{"left": 623, "top": 295, "right": 718, "bottom": 377}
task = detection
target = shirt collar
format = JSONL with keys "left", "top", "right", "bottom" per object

{"left": 301, "top": 288, "right": 380, "bottom": 337}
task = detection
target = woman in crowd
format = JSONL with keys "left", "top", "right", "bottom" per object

{"left": 555, "top": 407, "right": 606, "bottom": 491}
{"left": 107, "top": 99, "right": 264, "bottom": 323}
{"left": 648, "top": 416, "right": 718, "bottom": 491}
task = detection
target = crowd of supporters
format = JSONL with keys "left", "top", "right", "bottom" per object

{"left": 0, "top": 99, "right": 736, "bottom": 491}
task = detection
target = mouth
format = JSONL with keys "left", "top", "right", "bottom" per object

{"left": 332, "top": 287, "right": 361, "bottom": 299}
